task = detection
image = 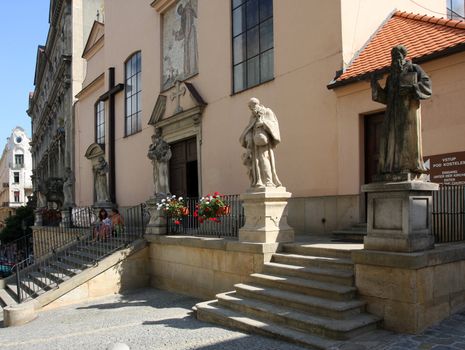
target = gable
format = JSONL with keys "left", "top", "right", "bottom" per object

{"left": 83, "top": 21, "right": 105, "bottom": 59}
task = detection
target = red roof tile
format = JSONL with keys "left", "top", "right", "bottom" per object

{"left": 329, "top": 11, "right": 465, "bottom": 88}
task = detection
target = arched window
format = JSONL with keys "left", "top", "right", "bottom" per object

{"left": 95, "top": 100, "right": 105, "bottom": 146}
{"left": 125, "top": 51, "right": 142, "bottom": 136}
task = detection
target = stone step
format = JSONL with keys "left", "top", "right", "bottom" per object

{"left": 250, "top": 273, "right": 356, "bottom": 301}
{"left": 28, "top": 271, "right": 58, "bottom": 291}
{"left": 234, "top": 283, "right": 365, "bottom": 319}
{"left": 58, "top": 255, "right": 92, "bottom": 269}
{"left": 282, "top": 244, "right": 353, "bottom": 259}
{"left": 49, "top": 260, "right": 81, "bottom": 276}
{"left": 263, "top": 262, "right": 354, "bottom": 286}
{"left": 69, "top": 249, "right": 99, "bottom": 263}
{"left": 19, "top": 278, "right": 47, "bottom": 299}
{"left": 40, "top": 267, "right": 69, "bottom": 284}
{"left": 272, "top": 253, "right": 354, "bottom": 271}
{"left": 332, "top": 231, "right": 366, "bottom": 243}
{"left": 216, "top": 292, "right": 380, "bottom": 340}
{"left": 195, "top": 300, "right": 341, "bottom": 350}
{"left": 0, "top": 288, "right": 18, "bottom": 307}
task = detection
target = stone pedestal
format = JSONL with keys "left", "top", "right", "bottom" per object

{"left": 60, "top": 209, "right": 72, "bottom": 228}
{"left": 145, "top": 196, "right": 167, "bottom": 235}
{"left": 34, "top": 209, "right": 43, "bottom": 227}
{"left": 239, "top": 187, "right": 294, "bottom": 243}
{"left": 362, "top": 181, "right": 439, "bottom": 252}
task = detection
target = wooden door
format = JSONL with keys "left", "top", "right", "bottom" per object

{"left": 169, "top": 137, "right": 198, "bottom": 198}
{"left": 364, "top": 112, "right": 384, "bottom": 184}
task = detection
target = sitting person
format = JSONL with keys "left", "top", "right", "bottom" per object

{"left": 93, "top": 208, "right": 112, "bottom": 240}
{"left": 110, "top": 208, "right": 124, "bottom": 236}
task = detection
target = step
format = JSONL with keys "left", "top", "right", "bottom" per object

{"left": 250, "top": 273, "right": 356, "bottom": 301}
{"left": 234, "top": 283, "right": 365, "bottom": 319}
{"left": 40, "top": 267, "right": 68, "bottom": 284}
{"left": 58, "top": 255, "right": 92, "bottom": 269}
{"left": 19, "top": 278, "right": 47, "bottom": 298}
{"left": 263, "top": 262, "right": 354, "bottom": 286}
{"left": 272, "top": 253, "right": 354, "bottom": 271}
{"left": 196, "top": 300, "right": 341, "bottom": 350}
{"left": 49, "top": 260, "right": 81, "bottom": 276}
{"left": 282, "top": 244, "right": 353, "bottom": 259}
{"left": 332, "top": 231, "right": 366, "bottom": 242}
{"left": 69, "top": 249, "right": 99, "bottom": 262}
{"left": 28, "top": 271, "right": 58, "bottom": 290}
{"left": 0, "top": 288, "right": 18, "bottom": 307}
{"left": 216, "top": 292, "right": 380, "bottom": 340}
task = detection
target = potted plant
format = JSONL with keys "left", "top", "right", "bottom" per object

{"left": 156, "top": 195, "right": 189, "bottom": 225}
{"left": 194, "top": 192, "right": 231, "bottom": 223}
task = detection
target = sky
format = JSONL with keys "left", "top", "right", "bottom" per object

{"left": 0, "top": 1, "right": 49, "bottom": 144}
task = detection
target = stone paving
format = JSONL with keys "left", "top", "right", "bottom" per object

{"left": 1, "top": 288, "right": 465, "bottom": 350}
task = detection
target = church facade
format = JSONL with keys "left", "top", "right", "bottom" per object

{"left": 73, "top": 0, "right": 465, "bottom": 234}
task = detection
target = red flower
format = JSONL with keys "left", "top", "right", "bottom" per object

{"left": 174, "top": 220, "right": 181, "bottom": 225}
{"left": 193, "top": 210, "right": 198, "bottom": 217}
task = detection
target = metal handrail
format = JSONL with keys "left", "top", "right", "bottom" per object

{"left": 8, "top": 204, "right": 146, "bottom": 303}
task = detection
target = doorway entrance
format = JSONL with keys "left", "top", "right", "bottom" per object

{"left": 364, "top": 112, "right": 384, "bottom": 184}
{"left": 169, "top": 137, "right": 199, "bottom": 198}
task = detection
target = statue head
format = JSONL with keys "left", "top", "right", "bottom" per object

{"left": 177, "top": 3, "right": 184, "bottom": 15}
{"left": 155, "top": 128, "right": 162, "bottom": 138}
{"left": 248, "top": 97, "right": 261, "bottom": 115}
{"left": 391, "top": 45, "right": 408, "bottom": 70}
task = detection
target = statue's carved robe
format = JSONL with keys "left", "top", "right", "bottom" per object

{"left": 372, "top": 62, "right": 432, "bottom": 175}
{"left": 239, "top": 107, "right": 281, "bottom": 188}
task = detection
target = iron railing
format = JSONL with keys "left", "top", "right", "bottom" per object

{"left": 0, "top": 234, "right": 33, "bottom": 278}
{"left": 167, "top": 195, "right": 244, "bottom": 238}
{"left": 10, "top": 204, "right": 146, "bottom": 303}
{"left": 432, "top": 184, "right": 465, "bottom": 243}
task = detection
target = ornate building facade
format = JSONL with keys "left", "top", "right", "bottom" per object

{"left": 0, "top": 127, "right": 33, "bottom": 227}
{"left": 28, "top": 0, "right": 103, "bottom": 215}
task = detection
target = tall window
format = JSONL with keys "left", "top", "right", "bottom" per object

{"left": 15, "top": 154, "right": 24, "bottom": 167}
{"left": 95, "top": 101, "right": 105, "bottom": 146}
{"left": 448, "top": 0, "right": 465, "bottom": 19}
{"left": 13, "top": 172, "right": 19, "bottom": 184}
{"left": 232, "top": 0, "right": 274, "bottom": 93}
{"left": 13, "top": 191, "right": 20, "bottom": 203}
{"left": 125, "top": 52, "right": 142, "bottom": 136}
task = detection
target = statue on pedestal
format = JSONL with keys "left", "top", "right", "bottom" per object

{"left": 371, "top": 45, "right": 432, "bottom": 180}
{"left": 147, "top": 128, "right": 172, "bottom": 195}
{"left": 63, "top": 167, "right": 75, "bottom": 208}
{"left": 93, "top": 156, "right": 110, "bottom": 203}
{"left": 239, "top": 98, "right": 282, "bottom": 189}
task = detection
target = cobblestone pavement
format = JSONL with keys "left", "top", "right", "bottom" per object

{"left": 1, "top": 288, "right": 465, "bottom": 350}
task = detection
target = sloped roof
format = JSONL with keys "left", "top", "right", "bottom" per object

{"left": 328, "top": 11, "right": 465, "bottom": 89}
{"left": 82, "top": 21, "right": 104, "bottom": 59}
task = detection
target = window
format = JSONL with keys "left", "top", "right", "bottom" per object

{"left": 125, "top": 52, "right": 142, "bottom": 136}
{"left": 232, "top": 0, "right": 274, "bottom": 93}
{"left": 13, "top": 191, "right": 20, "bottom": 203}
{"left": 15, "top": 154, "right": 24, "bottom": 167}
{"left": 13, "top": 172, "right": 19, "bottom": 184}
{"left": 95, "top": 101, "right": 105, "bottom": 146}
{"left": 448, "top": 0, "right": 465, "bottom": 19}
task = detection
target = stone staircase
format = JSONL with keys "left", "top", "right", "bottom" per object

{"left": 0, "top": 234, "right": 146, "bottom": 324}
{"left": 195, "top": 243, "right": 381, "bottom": 349}
{"left": 332, "top": 223, "right": 367, "bottom": 242}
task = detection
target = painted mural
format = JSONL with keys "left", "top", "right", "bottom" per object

{"left": 162, "top": 0, "right": 198, "bottom": 91}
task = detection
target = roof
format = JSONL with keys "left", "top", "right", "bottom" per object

{"left": 328, "top": 11, "right": 465, "bottom": 89}
{"left": 82, "top": 21, "right": 104, "bottom": 59}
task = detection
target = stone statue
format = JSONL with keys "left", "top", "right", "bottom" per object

{"left": 371, "top": 45, "right": 432, "bottom": 180}
{"left": 93, "top": 156, "right": 110, "bottom": 203}
{"left": 35, "top": 175, "right": 47, "bottom": 208}
{"left": 63, "top": 167, "right": 75, "bottom": 208}
{"left": 239, "top": 98, "right": 282, "bottom": 188}
{"left": 147, "top": 128, "right": 172, "bottom": 195}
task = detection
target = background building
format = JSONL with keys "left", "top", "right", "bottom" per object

{"left": 0, "top": 127, "right": 33, "bottom": 227}
{"left": 27, "top": 0, "right": 103, "bottom": 211}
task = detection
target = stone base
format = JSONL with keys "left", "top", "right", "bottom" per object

{"left": 60, "top": 209, "right": 72, "bottom": 228}
{"left": 362, "top": 181, "right": 438, "bottom": 252}
{"left": 145, "top": 196, "right": 167, "bottom": 235}
{"left": 239, "top": 187, "right": 294, "bottom": 243}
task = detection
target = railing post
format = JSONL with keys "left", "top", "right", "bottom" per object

{"left": 15, "top": 265, "right": 21, "bottom": 303}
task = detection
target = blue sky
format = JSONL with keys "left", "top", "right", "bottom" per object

{"left": 0, "top": 1, "right": 49, "bottom": 144}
